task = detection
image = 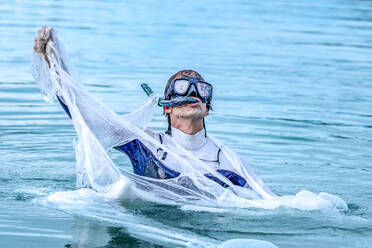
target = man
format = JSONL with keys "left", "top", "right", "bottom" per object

{"left": 142, "top": 70, "right": 254, "bottom": 187}
{"left": 33, "top": 27, "right": 274, "bottom": 200}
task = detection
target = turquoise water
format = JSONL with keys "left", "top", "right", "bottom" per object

{"left": 1, "top": 0, "right": 372, "bottom": 247}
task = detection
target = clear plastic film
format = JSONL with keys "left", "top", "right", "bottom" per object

{"left": 31, "top": 29, "right": 284, "bottom": 207}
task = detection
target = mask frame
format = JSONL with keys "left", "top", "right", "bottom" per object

{"left": 165, "top": 76, "right": 213, "bottom": 105}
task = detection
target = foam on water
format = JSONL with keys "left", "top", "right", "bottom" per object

{"left": 278, "top": 190, "right": 348, "bottom": 211}
{"left": 14, "top": 187, "right": 50, "bottom": 197}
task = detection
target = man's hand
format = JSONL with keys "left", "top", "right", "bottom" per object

{"left": 33, "top": 26, "right": 53, "bottom": 67}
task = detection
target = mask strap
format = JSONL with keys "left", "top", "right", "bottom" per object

{"left": 203, "top": 119, "right": 207, "bottom": 137}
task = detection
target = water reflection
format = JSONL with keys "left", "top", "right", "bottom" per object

{"left": 68, "top": 218, "right": 111, "bottom": 248}
{"left": 67, "top": 217, "right": 161, "bottom": 248}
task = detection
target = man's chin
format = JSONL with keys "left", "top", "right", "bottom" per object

{"left": 178, "top": 108, "right": 203, "bottom": 118}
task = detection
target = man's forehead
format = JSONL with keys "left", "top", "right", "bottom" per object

{"left": 173, "top": 71, "right": 204, "bottom": 81}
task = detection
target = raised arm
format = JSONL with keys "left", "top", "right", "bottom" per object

{"left": 32, "top": 27, "right": 141, "bottom": 149}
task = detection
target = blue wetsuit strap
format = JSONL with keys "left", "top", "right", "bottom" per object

{"left": 159, "top": 133, "right": 163, "bottom": 144}
{"left": 216, "top": 148, "right": 221, "bottom": 164}
{"left": 205, "top": 169, "right": 248, "bottom": 188}
{"left": 217, "top": 169, "right": 247, "bottom": 187}
{"left": 56, "top": 95, "right": 72, "bottom": 119}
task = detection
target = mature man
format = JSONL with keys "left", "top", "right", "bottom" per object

{"left": 33, "top": 27, "right": 274, "bottom": 200}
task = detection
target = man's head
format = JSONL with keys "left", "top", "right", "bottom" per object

{"left": 164, "top": 70, "right": 213, "bottom": 134}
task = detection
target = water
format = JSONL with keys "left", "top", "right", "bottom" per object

{"left": 1, "top": 0, "right": 372, "bottom": 247}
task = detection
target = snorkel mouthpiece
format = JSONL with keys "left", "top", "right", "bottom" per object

{"left": 158, "top": 96, "right": 197, "bottom": 107}
{"left": 140, "top": 83, "right": 197, "bottom": 107}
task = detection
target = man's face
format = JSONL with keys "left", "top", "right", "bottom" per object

{"left": 165, "top": 97, "right": 209, "bottom": 121}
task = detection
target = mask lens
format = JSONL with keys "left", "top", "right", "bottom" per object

{"left": 173, "top": 79, "right": 189, "bottom": 95}
{"left": 197, "top": 82, "right": 212, "bottom": 97}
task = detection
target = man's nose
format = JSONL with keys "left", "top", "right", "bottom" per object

{"left": 186, "top": 84, "right": 198, "bottom": 97}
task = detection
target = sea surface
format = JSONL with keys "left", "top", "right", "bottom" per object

{"left": 1, "top": 0, "right": 372, "bottom": 247}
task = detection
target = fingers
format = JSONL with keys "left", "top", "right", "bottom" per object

{"left": 33, "top": 26, "right": 54, "bottom": 68}
{"left": 33, "top": 26, "right": 53, "bottom": 53}
{"left": 38, "top": 26, "right": 51, "bottom": 41}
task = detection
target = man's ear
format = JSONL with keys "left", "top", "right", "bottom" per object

{"left": 164, "top": 106, "right": 172, "bottom": 114}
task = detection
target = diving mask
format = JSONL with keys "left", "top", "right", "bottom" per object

{"left": 165, "top": 76, "right": 213, "bottom": 105}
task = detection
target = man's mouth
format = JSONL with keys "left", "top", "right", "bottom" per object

{"left": 187, "top": 97, "right": 202, "bottom": 107}
{"left": 188, "top": 102, "right": 199, "bottom": 107}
